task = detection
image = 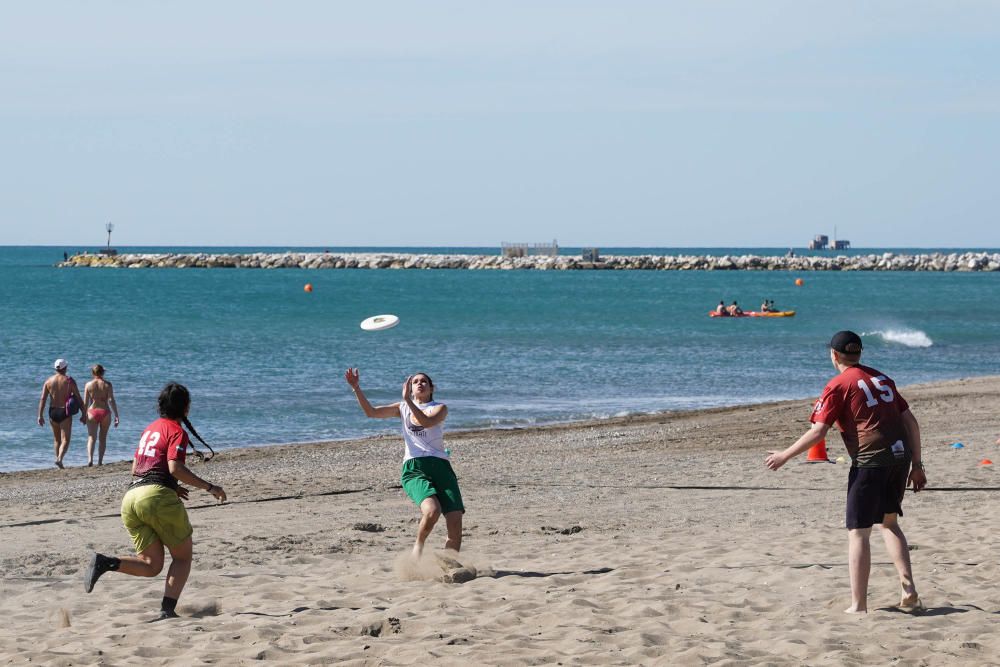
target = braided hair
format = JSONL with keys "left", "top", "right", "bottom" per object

{"left": 157, "top": 382, "right": 215, "bottom": 460}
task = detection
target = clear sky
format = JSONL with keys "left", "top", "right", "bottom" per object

{"left": 2, "top": 1, "right": 998, "bottom": 248}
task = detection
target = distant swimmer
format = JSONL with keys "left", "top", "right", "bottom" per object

{"left": 84, "top": 383, "right": 226, "bottom": 621}
{"left": 37, "top": 358, "right": 87, "bottom": 469}
{"left": 345, "top": 368, "right": 464, "bottom": 560}
{"left": 765, "top": 331, "right": 926, "bottom": 615}
{"left": 84, "top": 364, "right": 120, "bottom": 466}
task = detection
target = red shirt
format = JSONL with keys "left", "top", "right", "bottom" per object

{"left": 810, "top": 364, "right": 910, "bottom": 467}
{"left": 132, "top": 418, "right": 189, "bottom": 485}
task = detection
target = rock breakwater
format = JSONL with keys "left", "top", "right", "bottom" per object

{"left": 60, "top": 251, "right": 1000, "bottom": 271}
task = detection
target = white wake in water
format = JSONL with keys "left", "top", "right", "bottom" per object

{"left": 864, "top": 329, "right": 933, "bottom": 348}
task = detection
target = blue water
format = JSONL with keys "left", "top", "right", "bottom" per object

{"left": 4, "top": 246, "right": 1000, "bottom": 471}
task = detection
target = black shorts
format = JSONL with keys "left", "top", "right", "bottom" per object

{"left": 845, "top": 464, "right": 908, "bottom": 529}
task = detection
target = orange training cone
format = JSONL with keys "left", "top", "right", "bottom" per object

{"left": 981, "top": 459, "right": 993, "bottom": 466}
{"left": 806, "top": 439, "right": 830, "bottom": 462}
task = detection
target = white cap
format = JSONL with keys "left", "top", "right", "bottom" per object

{"left": 54, "top": 358, "right": 68, "bottom": 370}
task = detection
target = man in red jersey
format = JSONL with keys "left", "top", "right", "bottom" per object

{"left": 766, "top": 331, "right": 927, "bottom": 614}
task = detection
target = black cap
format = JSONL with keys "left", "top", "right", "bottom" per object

{"left": 830, "top": 330, "right": 863, "bottom": 354}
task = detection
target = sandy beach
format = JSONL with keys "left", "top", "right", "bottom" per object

{"left": 2, "top": 376, "right": 999, "bottom": 666}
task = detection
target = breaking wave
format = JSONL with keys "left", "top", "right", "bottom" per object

{"left": 864, "top": 329, "right": 933, "bottom": 348}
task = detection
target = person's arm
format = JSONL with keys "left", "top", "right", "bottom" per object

{"left": 84, "top": 383, "right": 92, "bottom": 410}
{"left": 167, "top": 459, "right": 227, "bottom": 502}
{"left": 37, "top": 382, "right": 49, "bottom": 425}
{"left": 402, "top": 378, "right": 448, "bottom": 427}
{"left": 766, "top": 422, "right": 831, "bottom": 470}
{"left": 72, "top": 380, "right": 87, "bottom": 423}
{"left": 344, "top": 368, "right": 399, "bottom": 418}
{"left": 108, "top": 382, "right": 120, "bottom": 426}
{"left": 901, "top": 409, "right": 927, "bottom": 491}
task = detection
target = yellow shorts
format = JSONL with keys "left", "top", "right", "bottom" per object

{"left": 120, "top": 484, "right": 193, "bottom": 554}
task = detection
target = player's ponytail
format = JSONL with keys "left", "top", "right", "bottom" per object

{"left": 182, "top": 415, "right": 216, "bottom": 462}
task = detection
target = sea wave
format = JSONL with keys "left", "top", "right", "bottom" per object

{"left": 864, "top": 329, "right": 933, "bottom": 348}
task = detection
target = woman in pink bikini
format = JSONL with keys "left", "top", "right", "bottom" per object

{"left": 84, "top": 364, "right": 119, "bottom": 466}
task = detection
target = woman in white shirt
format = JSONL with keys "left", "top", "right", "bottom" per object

{"left": 345, "top": 369, "right": 464, "bottom": 559}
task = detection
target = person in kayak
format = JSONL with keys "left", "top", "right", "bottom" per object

{"left": 715, "top": 301, "right": 728, "bottom": 316}
{"left": 727, "top": 301, "right": 743, "bottom": 316}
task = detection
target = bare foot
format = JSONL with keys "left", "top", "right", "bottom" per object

{"left": 898, "top": 594, "right": 924, "bottom": 613}
{"left": 844, "top": 605, "right": 867, "bottom": 614}
{"left": 55, "top": 460, "right": 64, "bottom": 469}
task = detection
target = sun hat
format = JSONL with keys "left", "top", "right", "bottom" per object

{"left": 830, "top": 331, "right": 863, "bottom": 354}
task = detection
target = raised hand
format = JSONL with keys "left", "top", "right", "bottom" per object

{"left": 402, "top": 375, "right": 413, "bottom": 401}
{"left": 344, "top": 368, "right": 360, "bottom": 389}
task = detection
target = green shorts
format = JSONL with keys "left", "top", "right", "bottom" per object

{"left": 120, "top": 484, "right": 193, "bottom": 554}
{"left": 401, "top": 456, "right": 465, "bottom": 514}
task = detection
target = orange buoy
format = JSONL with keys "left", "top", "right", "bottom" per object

{"left": 304, "top": 283, "right": 313, "bottom": 293}
{"left": 794, "top": 278, "right": 804, "bottom": 286}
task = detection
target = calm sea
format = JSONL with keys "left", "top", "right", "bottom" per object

{"left": 3, "top": 245, "right": 999, "bottom": 471}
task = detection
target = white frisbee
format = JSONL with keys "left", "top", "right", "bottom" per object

{"left": 360, "top": 314, "right": 400, "bottom": 331}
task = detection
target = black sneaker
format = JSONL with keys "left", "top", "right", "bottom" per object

{"left": 83, "top": 552, "right": 113, "bottom": 593}
{"left": 148, "top": 609, "right": 180, "bottom": 623}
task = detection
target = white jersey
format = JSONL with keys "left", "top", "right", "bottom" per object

{"left": 399, "top": 400, "right": 448, "bottom": 462}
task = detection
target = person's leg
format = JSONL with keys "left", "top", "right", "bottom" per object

{"left": 86, "top": 418, "right": 99, "bottom": 466}
{"left": 443, "top": 511, "right": 463, "bottom": 552}
{"left": 57, "top": 420, "right": 72, "bottom": 466}
{"left": 160, "top": 537, "right": 193, "bottom": 617}
{"left": 846, "top": 527, "right": 872, "bottom": 613}
{"left": 85, "top": 541, "right": 165, "bottom": 593}
{"left": 117, "top": 541, "right": 167, "bottom": 577}
{"left": 414, "top": 496, "right": 442, "bottom": 558}
{"left": 49, "top": 419, "right": 62, "bottom": 466}
{"left": 97, "top": 415, "right": 111, "bottom": 465}
{"left": 880, "top": 513, "right": 919, "bottom": 606}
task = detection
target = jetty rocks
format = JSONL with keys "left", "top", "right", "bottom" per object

{"left": 60, "top": 251, "right": 1000, "bottom": 271}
